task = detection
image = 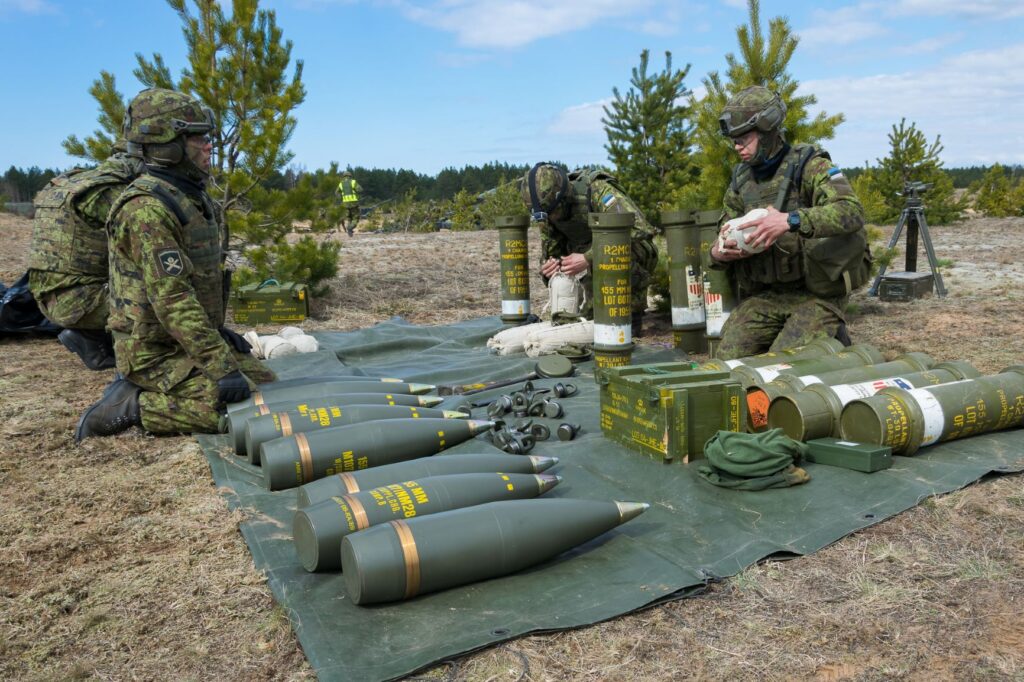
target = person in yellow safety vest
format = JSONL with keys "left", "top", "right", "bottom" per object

{"left": 336, "top": 170, "right": 362, "bottom": 236}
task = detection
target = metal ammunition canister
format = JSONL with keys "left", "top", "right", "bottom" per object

{"left": 223, "top": 393, "right": 445, "bottom": 453}
{"left": 496, "top": 215, "right": 532, "bottom": 324}
{"left": 699, "top": 337, "right": 845, "bottom": 372}
{"left": 225, "top": 380, "right": 435, "bottom": 416}
{"left": 745, "top": 352, "right": 936, "bottom": 431}
{"left": 590, "top": 212, "right": 634, "bottom": 369}
{"left": 839, "top": 367, "right": 1024, "bottom": 455}
{"left": 244, "top": 405, "right": 469, "bottom": 463}
{"left": 261, "top": 418, "right": 495, "bottom": 491}
{"left": 293, "top": 472, "right": 562, "bottom": 572}
{"left": 728, "top": 344, "right": 885, "bottom": 389}
{"left": 663, "top": 209, "right": 707, "bottom": 354}
{"left": 698, "top": 211, "right": 736, "bottom": 343}
{"left": 768, "top": 361, "right": 981, "bottom": 442}
{"left": 297, "top": 453, "right": 559, "bottom": 508}
{"left": 341, "top": 498, "right": 649, "bottom": 605}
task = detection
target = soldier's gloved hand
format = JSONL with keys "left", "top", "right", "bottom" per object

{"left": 219, "top": 327, "right": 252, "bottom": 354}
{"left": 217, "top": 370, "right": 251, "bottom": 405}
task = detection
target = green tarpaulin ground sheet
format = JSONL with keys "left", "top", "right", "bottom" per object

{"left": 197, "top": 316, "right": 1024, "bottom": 682}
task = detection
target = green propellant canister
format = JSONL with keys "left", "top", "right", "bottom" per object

{"left": 244, "top": 404, "right": 470, "bottom": 463}
{"left": 297, "top": 453, "right": 559, "bottom": 508}
{"left": 225, "top": 380, "right": 436, "bottom": 416}
{"left": 496, "top": 215, "right": 531, "bottom": 324}
{"left": 294, "top": 472, "right": 562, "bottom": 572}
{"left": 727, "top": 344, "right": 885, "bottom": 389}
{"left": 223, "top": 393, "right": 445, "bottom": 453}
{"left": 590, "top": 212, "right": 635, "bottom": 369}
{"left": 261, "top": 418, "right": 495, "bottom": 491}
{"left": 745, "top": 352, "right": 936, "bottom": 431}
{"left": 769, "top": 361, "right": 981, "bottom": 442}
{"left": 697, "top": 210, "right": 735, "bottom": 345}
{"left": 341, "top": 498, "right": 649, "bottom": 605}
{"left": 663, "top": 208, "right": 706, "bottom": 354}
{"left": 699, "top": 337, "right": 845, "bottom": 372}
{"left": 839, "top": 367, "right": 1024, "bottom": 455}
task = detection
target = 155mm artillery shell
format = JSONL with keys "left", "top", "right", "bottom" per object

{"left": 226, "top": 380, "right": 435, "bottom": 416}
{"left": 297, "top": 453, "right": 559, "bottom": 507}
{"left": 294, "top": 472, "right": 561, "bottom": 572}
{"left": 253, "top": 375, "right": 404, "bottom": 391}
{"left": 244, "top": 405, "right": 468, "bottom": 463}
{"left": 699, "top": 337, "right": 845, "bottom": 371}
{"left": 341, "top": 498, "right": 649, "bottom": 605}
{"left": 728, "top": 344, "right": 885, "bottom": 389}
{"left": 840, "top": 368, "right": 1024, "bottom": 455}
{"left": 261, "top": 418, "right": 495, "bottom": 491}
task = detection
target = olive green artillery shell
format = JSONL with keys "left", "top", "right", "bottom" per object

{"left": 261, "top": 418, "right": 495, "bottom": 491}
{"left": 804, "top": 438, "right": 893, "bottom": 473}
{"left": 297, "top": 453, "right": 560, "bottom": 508}
{"left": 698, "top": 212, "right": 736, "bottom": 339}
{"left": 496, "top": 215, "right": 531, "bottom": 323}
{"left": 294, "top": 472, "right": 562, "bottom": 572}
{"left": 599, "top": 369, "right": 744, "bottom": 463}
{"left": 223, "top": 393, "right": 445, "bottom": 452}
{"left": 341, "top": 498, "right": 649, "bottom": 605}
{"left": 699, "top": 337, "right": 844, "bottom": 372}
{"left": 728, "top": 344, "right": 884, "bottom": 389}
{"left": 253, "top": 375, "right": 405, "bottom": 391}
{"left": 663, "top": 209, "right": 706, "bottom": 353}
{"left": 769, "top": 362, "right": 981, "bottom": 442}
{"left": 590, "top": 212, "right": 634, "bottom": 361}
{"left": 745, "top": 352, "right": 937, "bottom": 432}
{"left": 225, "top": 380, "right": 435, "bottom": 416}
{"left": 245, "top": 405, "right": 468, "bottom": 463}
{"left": 839, "top": 367, "right": 1024, "bottom": 455}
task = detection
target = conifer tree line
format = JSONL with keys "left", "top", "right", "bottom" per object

{"left": 10, "top": 0, "right": 1023, "bottom": 287}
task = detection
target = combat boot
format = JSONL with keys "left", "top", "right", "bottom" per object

{"left": 75, "top": 378, "right": 142, "bottom": 442}
{"left": 58, "top": 328, "right": 116, "bottom": 370}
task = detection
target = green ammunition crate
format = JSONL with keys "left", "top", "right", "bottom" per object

{"left": 232, "top": 279, "right": 309, "bottom": 324}
{"left": 805, "top": 438, "right": 893, "bottom": 473}
{"left": 598, "top": 368, "right": 745, "bottom": 463}
{"left": 595, "top": 362, "right": 699, "bottom": 382}
{"left": 878, "top": 271, "right": 934, "bottom": 302}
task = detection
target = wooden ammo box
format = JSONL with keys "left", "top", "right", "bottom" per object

{"left": 597, "top": 364, "right": 745, "bottom": 463}
{"left": 878, "top": 271, "right": 934, "bottom": 302}
{"left": 231, "top": 280, "right": 309, "bottom": 324}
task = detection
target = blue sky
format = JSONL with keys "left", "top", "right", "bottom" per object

{"left": 2, "top": 0, "right": 1022, "bottom": 174}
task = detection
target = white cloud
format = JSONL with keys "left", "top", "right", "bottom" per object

{"left": 887, "top": 0, "right": 1024, "bottom": 20}
{"left": 804, "top": 43, "right": 1024, "bottom": 165}
{"left": 546, "top": 98, "right": 612, "bottom": 136}
{"left": 892, "top": 32, "right": 963, "bottom": 55}
{"left": 798, "top": 5, "right": 888, "bottom": 48}
{"left": 0, "top": 0, "right": 57, "bottom": 14}
{"left": 720, "top": 0, "right": 746, "bottom": 9}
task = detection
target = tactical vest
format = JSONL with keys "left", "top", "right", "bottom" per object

{"left": 108, "top": 174, "right": 226, "bottom": 337}
{"left": 730, "top": 144, "right": 870, "bottom": 298}
{"left": 339, "top": 178, "right": 359, "bottom": 204}
{"left": 28, "top": 155, "right": 139, "bottom": 276}
{"left": 548, "top": 168, "right": 618, "bottom": 253}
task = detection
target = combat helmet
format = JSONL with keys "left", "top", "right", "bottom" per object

{"left": 719, "top": 86, "right": 787, "bottom": 164}
{"left": 124, "top": 88, "right": 213, "bottom": 176}
{"left": 521, "top": 163, "right": 569, "bottom": 222}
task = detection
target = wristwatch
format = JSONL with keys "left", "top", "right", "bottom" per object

{"left": 787, "top": 211, "right": 802, "bottom": 233}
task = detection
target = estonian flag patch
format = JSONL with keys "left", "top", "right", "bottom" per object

{"left": 600, "top": 193, "right": 617, "bottom": 208}
{"left": 827, "top": 167, "right": 845, "bottom": 181}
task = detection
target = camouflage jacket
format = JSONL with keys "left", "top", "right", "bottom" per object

{"left": 106, "top": 172, "right": 236, "bottom": 389}
{"left": 540, "top": 169, "right": 656, "bottom": 267}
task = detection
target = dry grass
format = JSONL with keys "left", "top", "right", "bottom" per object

{"left": 1, "top": 211, "right": 1022, "bottom": 681}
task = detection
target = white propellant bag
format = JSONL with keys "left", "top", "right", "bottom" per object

{"left": 487, "top": 321, "right": 552, "bottom": 356}
{"left": 545, "top": 271, "right": 587, "bottom": 319}
{"left": 719, "top": 208, "right": 770, "bottom": 254}
{"left": 523, "top": 320, "right": 594, "bottom": 358}
{"left": 243, "top": 326, "right": 319, "bottom": 359}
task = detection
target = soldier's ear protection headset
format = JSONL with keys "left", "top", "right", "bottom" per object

{"left": 127, "top": 104, "right": 214, "bottom": 166}
{"left": 718, "top": 90, "right": 786, "bottom": 139}
{"left": 527, "top": 162, "right": 568, "bottom": 223}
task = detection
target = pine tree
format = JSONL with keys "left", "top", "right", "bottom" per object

{"left": 602, "top": 50, "right": 696, "bottom": 224}
{"left": 61, "top": 71, "right": 127, "bottom": 162}
{"left": 688, "top": 0, "right": 843, "bottom": 209}
{"left": 972, "top": 163, "right": 1016, "bottom": 217}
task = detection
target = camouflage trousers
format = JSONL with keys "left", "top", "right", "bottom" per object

{"left": 340, "top": 205, "right": 360, "bottom": 234}
{"left": 715, "top": 289, "right": 846, "bottom": 360}
{"left": 28, "top": 271, "right": 108, "bottom": 330}
{"left": 134, "top": 352, "right": 277, "bottom": 435}
{"left": 552, "top": 237, "right": 658, "bottom": 325}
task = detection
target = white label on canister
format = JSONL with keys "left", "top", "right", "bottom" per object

{"left": 593, "top": 323, "right": 631, "bottom": 346}
{"left": 831, "top": 376, "right": 915, "bottom": 406}
{"left": 798, "top": 374, "right": 823, "bottom": 386}
{"left": 672, "top": 306, "right": 704, "bottom": 326}
{"left": 754, "top": 363, "right": 793, "bottom": 383}
{"left": 685, "top": 267, "right": 705, "bottom": 310}
{"left": 906, "top": 387, "right": 945, "bottom": 447}
{"left": 501, "top": 300, "right": 529, "bottom": 315}
{"left": 724, "top": 359, "right": 744, "bottom": 369}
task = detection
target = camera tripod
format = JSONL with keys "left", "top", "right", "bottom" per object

{"left": 868, "top": 181, "right": 947, "bottom": 297}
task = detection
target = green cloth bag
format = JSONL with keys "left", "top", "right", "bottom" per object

{"left": 698, "top": 428, "right": 811, "bottom": 490}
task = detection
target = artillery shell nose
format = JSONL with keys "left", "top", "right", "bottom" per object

{"left": 615, "top": 501, "right": 650, "bottom": 523}
{"left": 420, "top": 396, "right": 445, "bottom": 407}
{"left": 407, "top": 383, "right": 436, "bottom": 395}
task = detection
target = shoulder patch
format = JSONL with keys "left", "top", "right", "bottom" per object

{"left": 157, "top": 249, "right": 185, "bottom": 276}
{"left": 600, "top": 192, "right": 617, "bottom": 208}
{"left": 827, "top": 167, "right": 845, "bottom": 181}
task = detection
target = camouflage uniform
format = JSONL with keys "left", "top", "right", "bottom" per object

{"left": 338, "top": 175, "right": 362, "bottom": 235}
{"left": 107, "top": 174, "right": 275, "bottom": 435}
{"left": 527, "top": 167, "right": 659, "bottom": 323}
{"left": 28, "top": 153, "right": 142, "bottom": 329}
{"left": 711, "top": 144, "right": 868, "bottom": 359}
